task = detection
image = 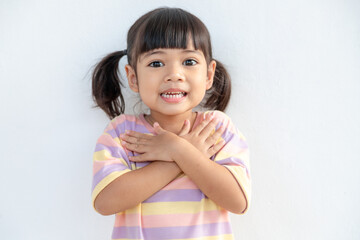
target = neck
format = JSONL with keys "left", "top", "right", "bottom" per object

{"left": 146, "top": 110, "right": 197, "bottom": 134}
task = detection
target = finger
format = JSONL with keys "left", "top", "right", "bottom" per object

{"left": 122, "top": 141, "right": 147, "bottom": 153}
{"left": 205, "top": 124, "right": 226, "bottom": 146}
{"left": 178, "top": 120, "right": 191, "bottom": 136}
{"left": 120, "top": 135, "right": 146, "bottom": 144}
{"left": 192, "top": 112, "right": 214, "bottom": 135}
{"left": 207, "top": 139, "right": 226, "bottom": 157}
{"left": 129, "top": 153, "right": 154, "bottom": 162}
{"left": 120, "top": 133, "right": 149, "bottom": 144}
{"left": 125, "top": 130, "right": 152, "bottom": 140}
{"left": 199, "top": 118, "right": 219, "bottom": 138}
{"left": 153, "top": 122, "right": 167, "bottom": 135}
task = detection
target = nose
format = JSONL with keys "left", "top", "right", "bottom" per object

{"left": 164, "top": 64, "right": 185, "bottom": 82}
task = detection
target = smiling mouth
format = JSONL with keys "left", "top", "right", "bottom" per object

{"left": 160, "top": 92, "right": 187, "bottom": 99}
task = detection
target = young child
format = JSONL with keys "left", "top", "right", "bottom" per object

{"left": 91, "top": 7, "right": 251, "bottom": 240}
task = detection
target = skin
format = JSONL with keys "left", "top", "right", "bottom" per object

{"left": 126, "top": 41, "right": 215, "bottom": 134}
{"left": 94, "top": 42, "right": 247, "bottom": 215}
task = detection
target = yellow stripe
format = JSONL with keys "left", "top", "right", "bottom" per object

{"left": 214, "top": 150, "right": 248, "bottom": 162}
{"left": 119, "top": 204, "right": 141, "bottom": 214}
{"left": 93, "top": 150, "right": 129, "bottom": 167}
{"left": 140, "top": 198, "right": 222, "bottom": 215}
{"left": 93, "top": 149, "right": 112, "bottom": 161}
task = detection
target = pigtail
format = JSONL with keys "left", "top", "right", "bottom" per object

{"left": 204, "top": 59, "right": 231, "bottom": 111}
{"left": 92, "top": 50, "right": 127, "bottom": 119}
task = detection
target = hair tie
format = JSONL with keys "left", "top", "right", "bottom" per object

{"left": 123, "top": 49, "right": 127, "bottom": 55}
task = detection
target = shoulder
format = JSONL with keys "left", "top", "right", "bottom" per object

{"left": 204, "top": 110, "right": 231, "bottom": 121}
{"left": 103, "top": 114, "right": 147, "bottom": 136}
{"left": 110, "top": 114, "right": 140, "bottom": 126}
{"left": 202, "top": 110, "right": 247, "bottom": 142}
{"left": 202, "top": 110, "right": 232, "bottom": 129}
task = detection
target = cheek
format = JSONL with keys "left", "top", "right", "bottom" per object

{"left": 137, "top": 72, "right": 159, "bottom": 88}
{"left": 138, "top": 83, "right": 158, "bottom": 104}
{"left": 195, "top": 67, "right": 209, "bottom": 82}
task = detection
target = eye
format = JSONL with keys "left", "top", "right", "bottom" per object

{"left": 183, "top": 59, "right": 198, "bottom": 66}
{"left": 149, "top": 61, "right": 164, "bottom": 67}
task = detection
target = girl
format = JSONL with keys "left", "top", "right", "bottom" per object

{"left": 91, "top": 7, "right": 251, "bottom": 240}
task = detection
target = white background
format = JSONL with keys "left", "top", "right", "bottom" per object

{"left": 1, "top": 0, "right": 359, "bottom": 239}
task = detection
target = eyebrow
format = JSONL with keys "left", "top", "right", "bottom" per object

{"left": 141, "top": 49, "right": 202, "bottom": 60}
{"left": 142, "top": 51, "right": 166, "bottom": 59}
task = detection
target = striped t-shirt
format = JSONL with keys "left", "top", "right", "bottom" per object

{"left": 92, "top": 110, "right": 251, "bottom": 240}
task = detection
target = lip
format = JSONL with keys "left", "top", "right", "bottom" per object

{"left": 160, "top": 88, "right": 187, "bottom": 94}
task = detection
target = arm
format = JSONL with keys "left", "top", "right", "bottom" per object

{"left": 125, "top": 112, "right": 250, "bottom": 214}
{"left": 127, "top": 134, "right": 247, "bottom": 214}
{"left": 93, "top": 114, "right": 225, "bottom": 216}
{"left": 94, "top": 161, "right": 181, "bottom": 215}
{"left": 171, "top": 139, "right": 247, "bottom": 214}
{"left": 92, "top": 116, "right": 182, "bottom": 216}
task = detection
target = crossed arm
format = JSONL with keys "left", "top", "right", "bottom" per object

{"left": 94, "top": 114, "right": 247, "bottom": 215}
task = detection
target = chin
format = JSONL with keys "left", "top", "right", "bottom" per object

{"left": 156, "top": 107, "right": 194, "bottom": 116}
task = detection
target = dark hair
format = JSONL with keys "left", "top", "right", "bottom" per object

{"left": 92, "top": 7, "right": 231, "bottom": 119}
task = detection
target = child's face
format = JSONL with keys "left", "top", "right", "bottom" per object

{"left": 125, "top": 41, "right": 216, "bottom": 117}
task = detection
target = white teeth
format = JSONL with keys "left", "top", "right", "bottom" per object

{"left": 161, "top": 92, "right": 186, "bottom": 98}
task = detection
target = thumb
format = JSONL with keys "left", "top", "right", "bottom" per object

{"left": 178, "top": 119, "right": 190, "bottom": 136}
{"left": 153, "top": 122, "right": 166, "bottom": 135}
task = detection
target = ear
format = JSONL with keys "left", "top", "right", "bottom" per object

{"left": 125, "top": 64, "right": 139, "bottom": 92}
{"left": 206, "top": 60, "right": 216, "bottom": 90}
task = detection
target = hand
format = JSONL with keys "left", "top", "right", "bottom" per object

{"left": 178, "top": 112, "right": 226, "bottom": 158}
{"left": 120, "top": 122, "right": 181, "bottom": 162}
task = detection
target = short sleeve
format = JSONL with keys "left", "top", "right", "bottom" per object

{"left": 91, "top": 116, "right": 132, "bottom": 212}
{"left": 209, "top": 111, "right": 251, "bottom": 214}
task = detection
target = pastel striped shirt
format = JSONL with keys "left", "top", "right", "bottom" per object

{"left": 92, "top": 111, "right": 251, "bottom": 240}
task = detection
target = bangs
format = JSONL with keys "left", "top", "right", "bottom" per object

{"left": 131, "top": 8, "right": 211, "bottom": 64}
{"left": 141, "top": 9, "right": 190, "bottom": 51}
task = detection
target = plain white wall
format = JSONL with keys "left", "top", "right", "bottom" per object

{"left": 1, "top": 0, "right": 359, "bottom": 239}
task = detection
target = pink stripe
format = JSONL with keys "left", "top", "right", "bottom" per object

{"left": 96, "top": 135, "right": 119, "bottom": 147}
{"left": 162, "top": 175, "right": 198, "bottom": 190}
{"left": 115, "top": 212, "right": 141, "bottom": 227}
{"left": 93, "top": 159, "right": 124, "bottom": 175}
